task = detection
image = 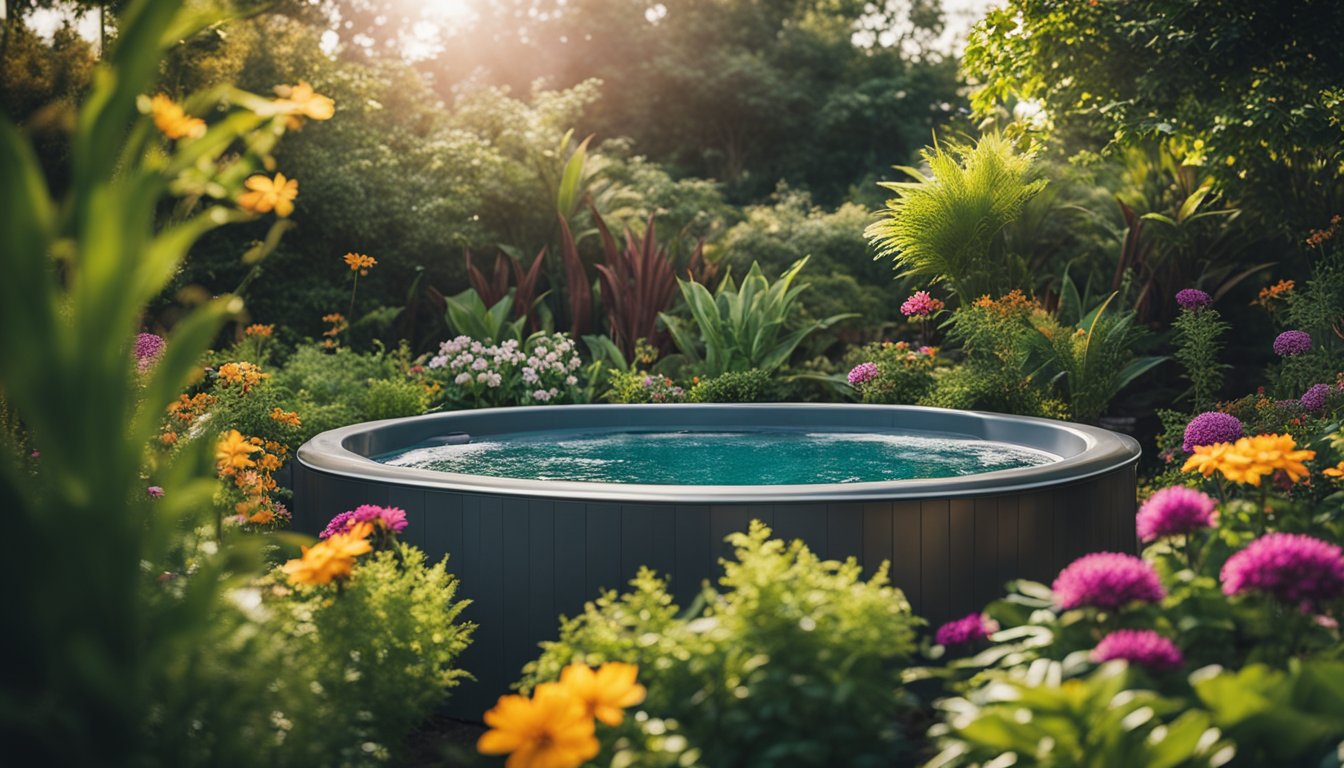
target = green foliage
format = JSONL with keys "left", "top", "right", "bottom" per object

{"left": 271, "top": 344, "right": 408, "bottom": 442}
{"left": 262, "top": 543, "right": 473, "bottom": 766}
{"left": 1191, "top": 660, "right": 1344, "bottom": 765}
{"left": 1173, "top": 307, "right": 1231, "bottom": 410}
{"left": 866, "top": 134, "right": 1047, "bottom": 303}
{"left": 962, "top": 0, "right": 1344, "bottom": 238}
{"left": 521, "top": 521, "right": 923, "bottom": 767}
{"left": 844, "top": 341, "right": 939, "bottom": 405}
{"left": 687, "top": 369, "right": 778, "bottom": 403}
{"left": 927, "top": 292, "right": 1058, "bottom": 417}
{"left": 444, "top": 289, "right": 526, "bottom": 343}
{"left": 603, "top": 371, "right": 687, "bottom": 404}
{"left": 662, "top": 258, "right": 854, "bottom": 377}
{"left": 358, "top": 378, "right": 428, "bottom": 422}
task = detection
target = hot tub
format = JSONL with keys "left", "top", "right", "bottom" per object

{"left": 292, "top": 404, "right": 1140, "bottom": 714}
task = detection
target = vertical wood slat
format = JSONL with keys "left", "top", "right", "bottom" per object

{"left": 826, "top": 503, "right": 863, "bottom": 563}
{"left": 673, "top": 505, "right": 711, "bottom": 605}
{"left": 972, "top": 497, "right": 999, "bottom": 609}
{"left": 920, "top": 499, "right": 950, "bottom": 623}
{"left": 891, "top": 500, "right": 922, "bottom": 606}
{"left": 528, "top": 500, "right": 557, "bottom": 648}
{"left": 585, "top": 503, "right": 622, "bottom": 595}
{"left": 862, "top": 502, "right": 893, "bottom": 577}
{"left": 388, "top": 485, "right": 427, "bottom": 553}
{"left": 553, "top": 501, "right": 588, "bottom": 619}
{"left": 948, "top": 499, "right": 974, "bottom": 619}
{"left": 995, "top": 495, "right": 1020, "bottom": 598}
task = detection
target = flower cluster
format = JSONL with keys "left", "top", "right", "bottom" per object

{"left": 217, "top": 361, "right": 268, "bottom": 393}
{"left": 639, "top": 373, "right": 686, "bottom": 403}
{"left": 1052, "top": 552, "right": 1165, "bottom": 611}
{"left": 1136, "top": 486, "right": 1217, "bottom": 542}
{"left": 1090, "top": 630, "right": 1183, "bottom": 672}
{"left": 1253, "top": 279, "right": 1294, "bottom": 310}
{"left": 343, "top": 252, "right": 377, "bottom": 275}
{"left": 478, "top": 662, "right": 646, "bottom": 768}
{"left": 1273, "top": 330, "right": 1312, "bottom": 357}
{"left": 161, "top": 392, "right": 216, "bottom": 445}
{"left": 1182, "top": 433, "right": 1315, "bottom": 486}
{"left": 1182, "top": 411, "right": 1243, "bottom": 453}
{"left": 320, "top": 504, "right": 409, "bottom": 539}
{"left": 935, "top": 612, "right": 999, "bottom": 648}
{"left": 282, "top": 521, "right": 373, "bottom": 586}
{"left": 972, "top": 289, "right": 1037, "bottom": 318}
{"left": 427, "top": 333, "right": 583, "bottom": 407}
{"left": 244, "top": 323, "right": 274, "bottom": 338}
{"left": 321, "top": 312, "right": 347, "bottom": 348}
{"left": 1175, "top": 288, "right": 1212, "bottom": 311}
{"left": 269, "top": 407, "right": 302, "bottom": 428}
{"left": 215, "top": 429, "right": 292, "bottom": 526}
{"left": 1300, "top": 383, "right": 1332, "bottom": 413}
{"left": 1221, "top": 532, "right": 1344, "bottom": 608}
{"left": 134, "top": 332, "right": 165, "bottom": 372}
{"left": 900, "top": 290, "right": 945, "bottom": 320}
{"left": 1304, "top": 214, "right": 1341, "bottom": 248}
{"left": 847, "top": 362, "right": 879, "bottom": 386}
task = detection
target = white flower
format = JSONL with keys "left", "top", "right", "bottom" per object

{"left": 487, "top": 372, "right": 502, "bottom": 388}
{"left": 476, "top": 372, "right": 488, "bottom": 383}
{"left": 472, "top": 358, "right": 488, "bottom": 370}
{"left": 454, "top": 372, "right": 471, "bottom": 385}
{"left": 522, "top": 367, "right": 539, "bottom": 383}
{"left": 532, "top": 389, "right": 551, "bottom": 402}
{"left": 428, "top": 355, "right": 448, "bottom": 369}
{"left": 565, "top": 375, "right": 578, "bottom": 386}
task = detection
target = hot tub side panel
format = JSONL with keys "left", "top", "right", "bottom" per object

{"left": 292, "top": 461, "right": 1137, "bottom": 718}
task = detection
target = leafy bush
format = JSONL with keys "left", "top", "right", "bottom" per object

{"left": 517, "top": 521, "right": 923, "bottom": 767}
{"left": 687, "top": 369, "right": 778, "bottom": 403}
{"left": 358, "top": 377, "right": 429, "bottom": 422}
{"left": 271, "top": 344, "right": 409, "bottom": 442}
{"left": 844, "top": 341, "right": 939, "bottom": 405}
{"left": 603, "top": 371, "right": 687, "bottom": 404}
{"left": 1173, "top": 301, "right": 1231, "bottom": 410}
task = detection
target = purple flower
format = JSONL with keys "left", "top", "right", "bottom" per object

{"left": 319, "top": 510, "right": 356, "bottom": 539}
{"left": 1091, "top": 630, "right": 1184, "bottom": 671}
{"left": 1175, "top": 288, "right": 1212, "bottom": 311}
{"left": 900, "top": 290, "right": 944, "bottom": 319}
{"left": 1273, "top": 330, "right": 1312, "bottom": 357}
{"left": 1052, "top": 552, "right": 1165, "bottom": 611}
{"left": 1221, "top": 533, "right": 1344, "bottom": 607}
{"left": 1136, "top": 486, "right": 1216, "bottom": 542}
{"left": 135, "top": 333, "right": 166, "bottom": 371}
{"left": 1182, "top": 412, "right": 1243, "bottom": 453}
{"left": 847, "top": 362, "right": 879, "bottom": 386}
{"left": 1300, "top": 383, "right": 1331, "bottom": 412}
{"left": 146, "top": 486, "right": 164, "bottom": 499}
{"left": 935, "top": 612, "right": 999, "bottom": 647}
{"left": 322, "top": 504, "right": 411, "bottom": 539}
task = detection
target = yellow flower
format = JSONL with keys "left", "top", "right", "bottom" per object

{"left": 216, "top": 429, "right": 262, "bottom": 471}
{"left": 322, "top": 313, "right": 348, "bottom": 337}
{"left": 269, "top": 407, "right": 302, "bottom": 428}
{"left": 244, "top": 323, "right": 274, "bottom": 338}
{"left": 343, "top": 252, "right": 377, "bottom": 276}
{"left": 274, "top": 81, "right": 335, "bottom": 126}
{"left": 478, "top": 682, "right": 599, "bottom": 768}
{"left": 281, "top": 522, "right": 373, "bottom": 586}
{"left": 150, "top": 93, "right": 206, "bottom": 140}
{"left": 1182, "top": 433, "right": 1315, "bottom": 486}
{"left": 218, "top": 361, "right": 268, "bottom": 392}
{"left": 238, "top": 173, "right": 298, "bottom": 217}
{"left": 1323, "top": 460, "right": 1344, "bottom": 478}
{"left": 558, "top": 662, "right": 646, "bottom": 726}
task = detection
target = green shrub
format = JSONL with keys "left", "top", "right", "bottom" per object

{"left": 687, "top": 369, "right": 778, "bottom": 403}
{"left": 844, "top": 341, "right": 938, "bottom": 405}
{"left": 1172, "top": 303, "right": 1230, "bottom": 410}
{"left": 358, "top": 378, "right": 428, "bottom": 422}
{"left": 603, "top": 371, "right": 687, "bottom": 404}
{"left": 519, "top": 521, "right": 923, "bottom": 767}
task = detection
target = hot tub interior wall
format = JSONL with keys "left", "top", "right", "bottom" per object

{"left": 292, "top": 461, "right": 1137, "bottom": 717}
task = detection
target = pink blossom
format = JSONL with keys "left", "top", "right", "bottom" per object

{"left": 1052, "top": 552, "right": 1165, "bottom": 611}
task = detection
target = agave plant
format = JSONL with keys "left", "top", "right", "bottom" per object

{"left": 661, "top": 257, "right": 855, "bottom": 377}
{"left": 866, "top": 134, "right": 1046, "bottom": 303}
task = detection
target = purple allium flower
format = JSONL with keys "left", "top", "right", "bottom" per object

{"left": 1090, "top": 630, "right": 1184, "bottom": 671}
{"left": 1220, "top": 533, "right": 1344, "bottom": 607}
{"left": 935, "top": 612, "right": 999, "bottom": 647}
{"left": 1182, "top": 411, "right": 1243, "bottom": 453}
{"left": 146, "top": 486, "right": 164, "bottom": 499}
{"left": 1136, "top": 486, "right": 1217, "bottom": 542}
{"left": 319, "top": 510, "right": 356, "bottom": 539}
{"left": 1301, "top": 383, "right": 1331, "bottom": 412}
{"left": 135, "top": 333, "right": 166, "bottom": 371}
{"left": 1273, "top": 330, "right": 1313, "bottom": 357}
{"left": 1175, "top": 288, "right": 1212, "bottom": 311}
{"left": 1052, "top": 552, "right": 1166, "bottom": 611}
{"left": 847, "top": 362, "right": 879, "bottom": 386}
{"left": 900, "top": 290, "right": 944, "bottom": 319}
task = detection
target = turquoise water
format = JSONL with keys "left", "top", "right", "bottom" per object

{"left": 377, "top": 429, "right": 1056, "bottom": 485}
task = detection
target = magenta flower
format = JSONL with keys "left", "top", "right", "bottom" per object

{"left": 319, "top": 510, "right": 356, "bottom": 539}
{"left": 135, "top": 332, "right": 166, "bottom": 371}
{"left": 1175, "top": 288, "right": 1212, "bottom": 311}
{"left": 1136, "top": 487, "right": 1216, "bottom": 542}
{"left": 1300, "top": 383, "right": 1331, "bottom": 412}
{"left": 1091, "top": 630, "right": 1183, "bottom": 671}
{"left": 1273, "top": 330, "right": 1312, "bottom": 357}
{"left": 147, "top": 486, "right": 164, "bottom": 499}
{"left": 847, "top": 362, "right": 879, "bottom": 386}
{"left": 1052, "top": 552, "right": 1165, "bottom": 611}
{"left": 1182, "top": 411, "right": 1243, "bottom": 453}
{"left": 322, "top": 504, "right": 410, "bottom": 538}
{"left": 935, "top": 612, "right": 999, "bottom": 647}
{"left": 900, "top": 290, "right": 944, "bottom": 319}
{"left": 1221, "top": 533, "right": 1344, "bottom": 607}
{"left": 918, "top": 346, "right": 936, "bottom": 356}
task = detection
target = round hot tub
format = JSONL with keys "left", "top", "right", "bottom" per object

{"left": 293, "top": 404, "right": 1140, "bottom": 714}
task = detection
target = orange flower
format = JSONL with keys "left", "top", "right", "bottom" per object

{"left": 244, "top": 323, "right": 275, "bottom": 338}
{"left": 150, "top": 94, "right": 206, "bottom": 140}
{"left": 269, "top": 407, "right": 302, "bottom": 428}
{"left": 1323, "top": 461, "right": 1344, "bottom": 478}
{"left": 322, "top": 313, "right": 348, "bottom": 337}
{"left": 216, "top": 429, "right": 262, "bottom": 471}
{"left": 160, "top": 431, "right": 178, "bottom": 445}
{"left": 1182, "top": 433, "right": 1315, "bottom": 486}
{"left": 343, "top": 252, "right": 377, "bottom": 276}
{"left": 247, "top": 507, "right": 276, "bottom": 526}
{"left": 478, "top": 682, "right": 599, "bottom": 768}
{"left": 281, "top": 522, "right": 373, "bottom": 586}
{"left": 258, "top": 452, "right": 284, "bottom": 472}
{"left": 274, "top": 81, "right": 335, "bottom": 127}
{"left": 1254, "top": 279, "right": 1295, "bottom": 308}
{"left": 558, "top": 662, "right": 646, "bottom": 726}
{"left": 238, "top": 173, "right": 298, "bottom": 217}
{"left": 218, "top": 361, "right": 268, "bottom": 392}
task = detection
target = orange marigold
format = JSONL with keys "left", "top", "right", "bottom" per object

{"left": 149, "top": 93, "right": 206, "bottom": 140}
{"left": 269, "top": 407, "right": 302, "bottom": 428}
{"left": 558, "top": 662, "right": 646, "bottom": 726}
{"left": 1182, "top": 433, "right": 1315, "bottom": 486}
{"left": 281, "top": 522, "right": 374, "bottom": 586}
{"left": 244, "top": 323, "right": 275, "bottom": 338}
{"left": 477, "top": 682, "right": 599, "bottom": 768}
{"left": 238, "top": 173, "right": 298, "bottom": 218}
{"left": 216, "top": 429, "right": 262, "bottom": 471}
{"left": 343, "top": 252, "right": 377, "bottom": 276}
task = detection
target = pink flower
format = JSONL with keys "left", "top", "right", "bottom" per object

{"left": 1136, "top": 487, "right": 1216, "bottom": 542}
{"left": 1052, "top": 552, "right": 1165, "bottom": 611}
{"left": 321, "top": 504, "right": 410, "bottom": 539}
{"left": 935, "top": 612, "right": 999, "bottom": 647}
{"left": 1221, "top": 533, "right": 1344, "bottom": 607}
{"left": 135, "top": 332, "right": 166, "bottom": 371}
{"left": 147, "top": 486, "right": 164, "bottom": 499}
{"left": 900, "top": 290, "right": 944, "bottom": 319}
{"left": 1091, "top": 630, "right": 1183, "bottom": 671}
{"left": 847, "top": 362, "right": 879, "bottom": 386}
